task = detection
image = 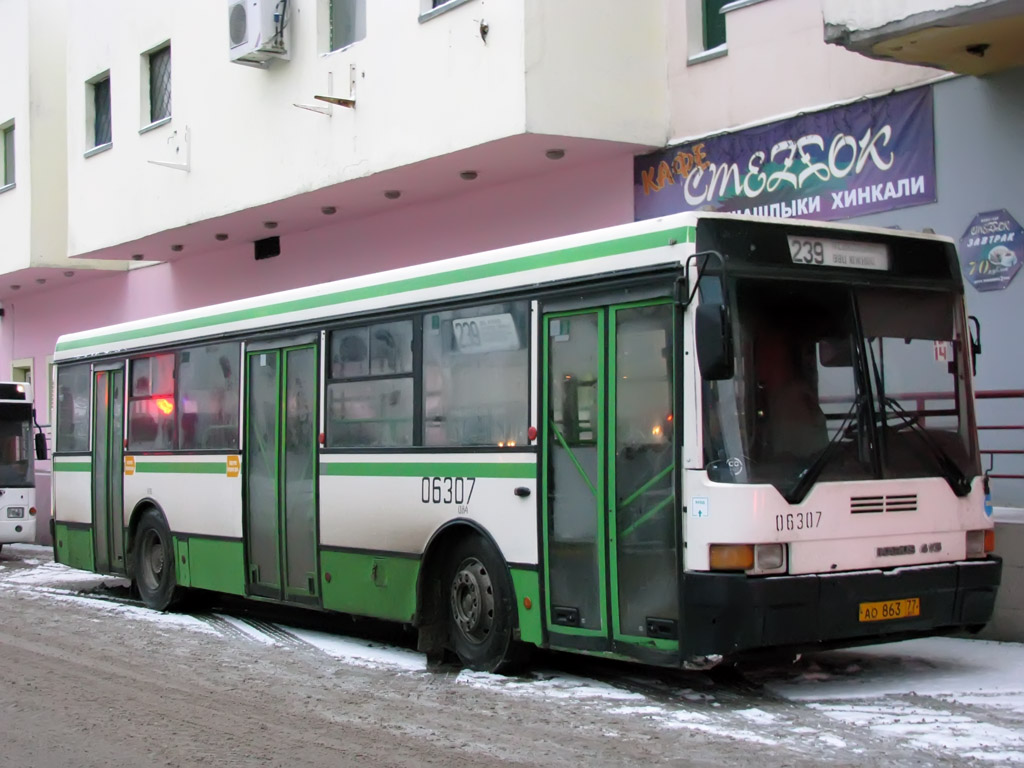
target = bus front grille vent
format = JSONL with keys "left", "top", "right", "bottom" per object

{"left": 850, "top": 494, "right": 918, "bottom": 514}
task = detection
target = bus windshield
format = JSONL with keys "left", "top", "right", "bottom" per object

{"left": 0, "top": 403, "right": 34, "bottom": 487}
{"left": 702, "top": 278, "right": 980, "bottom": 501}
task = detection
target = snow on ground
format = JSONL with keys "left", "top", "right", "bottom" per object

{"left": 760, "top": 639, "right": 1024, "bottom": 762}
{"left": 4, "top": 545, "right": 1024, "bottom": 764}
{"left": 285, "top": 626, "right": 426, "bottom": 672}
{"left": 767, "top": 637, "right": 1024, "bottom": 702}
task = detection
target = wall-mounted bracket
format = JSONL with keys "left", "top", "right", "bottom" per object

{"left": 147, "top": 126, "right": 191, "bottom": 173}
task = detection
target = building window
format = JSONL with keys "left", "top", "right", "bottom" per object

{"left": 147, "top": 44, "right": 172, "bottom": 124}
{"left": 330, "top": 0, "right": 365, "bottom": 51}
{"left": 1, "top": 123, "right": 14, "bottom": 187}
{"left": 419, "top": 0, "right": 474, "bottom": 22}
{"left": 703, "top": 0, "right": 728, "bottom": 50}
{"left": 88, "top": 74, "right": 112, "bottom": 149}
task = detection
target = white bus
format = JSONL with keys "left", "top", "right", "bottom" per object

{"left": 50, "top": 212, "right": 1001, "bottom": 671}
{"left": 0, "top": 382, "right": 47, "bottom": 552}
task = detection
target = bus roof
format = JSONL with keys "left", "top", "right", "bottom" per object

{"left": 54, "top": 212, "right": 953, "bottom": 362}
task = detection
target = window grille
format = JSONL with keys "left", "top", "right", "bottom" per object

{"left": 149, "top": 46, "right": 172, "bottom": 123}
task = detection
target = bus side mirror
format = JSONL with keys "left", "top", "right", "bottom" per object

{"left": 696, "top": 303, "right": 734, "bottom": 381}
{"left": 968, "top": 315, "right": 982, "bottom": 374}
{"left": 35, "top": 432, "right": 48, "bottom": 461}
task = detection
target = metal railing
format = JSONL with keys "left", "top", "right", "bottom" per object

{"left": 976, "top": 389, "right": 1024, "bottom": 482}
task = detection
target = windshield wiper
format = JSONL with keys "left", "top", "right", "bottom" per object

{"left": 784, "top": 394, "right": 865, "bottom": 504}
{"left": 878, "top": 395, "right": 972, "bottom": 496}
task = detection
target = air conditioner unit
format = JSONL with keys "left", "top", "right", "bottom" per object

{"left": 228, "top": 0, "right": 290, "bottom": 68}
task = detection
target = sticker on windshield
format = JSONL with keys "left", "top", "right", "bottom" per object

{"left": 933, "top": 341, "right": 952, "bottom": 363}
{"left": 691, "top": 497, "right": 709, "bottom": 518}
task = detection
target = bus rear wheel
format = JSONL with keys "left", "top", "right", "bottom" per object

{"left": 133, "top": 509, "right": 183, "bottom": 611}
{"left": 445, "top": 535, "right": 524, "bottom": 673}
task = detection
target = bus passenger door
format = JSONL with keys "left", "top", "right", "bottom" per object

{"left": 542, "top": 300, "right": 679, "bottom": 657}
{"left": 244, "top": 339, "right": 320, "bottom": 604}
{"left": 91, "top": 365, "right": 126, "bottom": 574}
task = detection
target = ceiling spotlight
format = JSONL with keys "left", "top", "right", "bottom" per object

{"left": 132, "top": 254, "right": 144, "bottom": 261}
{"left": 35, "top": 278, "right": 46, "bottom": 285}
{"left": 545, "top": 149, "right": 565, "bottom": 160}
{"left": 170, "top": 244, "right": 184, "bottom": 252}
{"left": 215, "top": 233, "right": 229, "bottom": 241}
{"left": 384, "top": 190, "right": 401, "bottom": 200}
{"left": 64, "top": 271, "right": 75, "bottom": 277}
{"left": 459, "top": 171, "right": 478, "bottom": 181}
{"left": 321, "top": 206, "right": 337, "bottom": 215}
{"left": 264, "top": 221, "right": 278, "bottom": 229}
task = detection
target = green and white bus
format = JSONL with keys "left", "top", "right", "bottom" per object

{"left": 51, "top": 212, "right": 1001, "bottom": 671}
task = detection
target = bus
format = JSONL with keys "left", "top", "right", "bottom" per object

{"left": 50, "top": 212, "right": 1001, "bottom": 672}
{"left": 0, "top": 382, "right": 47, "bottom": 553}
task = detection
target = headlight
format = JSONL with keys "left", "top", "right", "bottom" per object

{"left": 755, "top": 543, "right": 785, "bottom": 571}
{"left": 966, "top": 529, "right": 995, "bottom": 558}
{"left": 6, "top": 507, "right": 25, "bottom": 519}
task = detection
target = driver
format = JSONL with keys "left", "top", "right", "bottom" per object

{"left": 756, "top": 329, "right": 828, "bottom": 460}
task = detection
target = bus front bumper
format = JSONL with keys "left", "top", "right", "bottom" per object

{"left": 0, "top": 517, "right": 37, "bottom": 545}
{"left": 681, "top": 557, "right": 1002, "bottom": 659}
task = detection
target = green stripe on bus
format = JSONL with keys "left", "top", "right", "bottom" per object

{"left": 56, "top": 226, "right": 694, "bottom": 352}
{"left": 134, "top": 461, "right": 228, "bottom": 474}
{"left": 320, "top": 462, "right": 535, "bottom": 479}
{"left": 53, "top": 462, "right": 91, "bottom": 472}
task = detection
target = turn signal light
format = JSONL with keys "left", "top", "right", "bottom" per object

{"left": 985, "top": 529, "right": 996, "bottom": 553}
{"left": 709, "top": 544, "right": 755, "bottom": 571}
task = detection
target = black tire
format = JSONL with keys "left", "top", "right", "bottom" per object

{"left": 444, "top": 535, "right": 526, "bottom": 673}
{"left": 133, "top": 509, "right": 184, "bottom": 611}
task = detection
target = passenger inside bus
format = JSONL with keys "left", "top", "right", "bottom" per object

{"left": 755, "top": 328, "right": 828, "bottom": 461}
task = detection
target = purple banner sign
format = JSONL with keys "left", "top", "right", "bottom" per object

{"left": 634, "top": 88, "right": 936, "bottom": 223}
{"left": 960, "top": 209, "right": 1022, "bottom": 292}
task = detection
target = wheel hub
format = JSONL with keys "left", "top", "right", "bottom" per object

{"left": 141, "top": 530, "right": 165, "bottom": 590}
{"left": 450, "top": 557, "right": 494, "bottom": 643}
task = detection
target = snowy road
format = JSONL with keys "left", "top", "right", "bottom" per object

{"left": 1, "top": 543, "right": 1022, "bottom": 767}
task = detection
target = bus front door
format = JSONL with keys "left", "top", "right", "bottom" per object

{"left": 244, "top": 340, "right": 320, "bottom": 605}
{"left": 542, "top": 300, "right": 680, "bottom": 659}
{"left": 91, "top": 365, "right": 126, "bottom": 574}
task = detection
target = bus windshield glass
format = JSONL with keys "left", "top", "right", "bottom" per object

{"left": 702, "top": 278, "right": 979, "bottom": 500}
{"left": 0, "top": 403, "right": 34, "bottom": 487}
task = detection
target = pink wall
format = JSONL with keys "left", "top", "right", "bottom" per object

{"left": 3, "top": 154, "right": 633, "bottom": 386}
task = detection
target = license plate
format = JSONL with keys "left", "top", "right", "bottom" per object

{"left": 859, "top": 597, "right": 920, "bottom": 622}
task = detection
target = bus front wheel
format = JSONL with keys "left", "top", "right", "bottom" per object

{"left": 445, "top": 535, "right": 524, "bottom": 673}
{"left": 133, "top": 509, "right": 183, "bottom": 611}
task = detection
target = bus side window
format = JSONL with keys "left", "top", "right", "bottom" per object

{"left": 326, "top": 321, "right": 414, "bottom": 448}
{"left": 55, "top": 363, "right": 91, "bottom": 453}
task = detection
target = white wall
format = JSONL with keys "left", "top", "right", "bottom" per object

{"left": 27, "top": 0, "right": 69, "bottom": 268}
{"left": 65, "top": 0, "right": 668, "bottom": 258}
{"left": 0, "top": 0, "right": 33, "bottom": 275}
{"left": 524, "top": 0, "right": 668, "bottom": 144}
{"left": 669, "top": 0, "right": 940, "bottom": 141}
